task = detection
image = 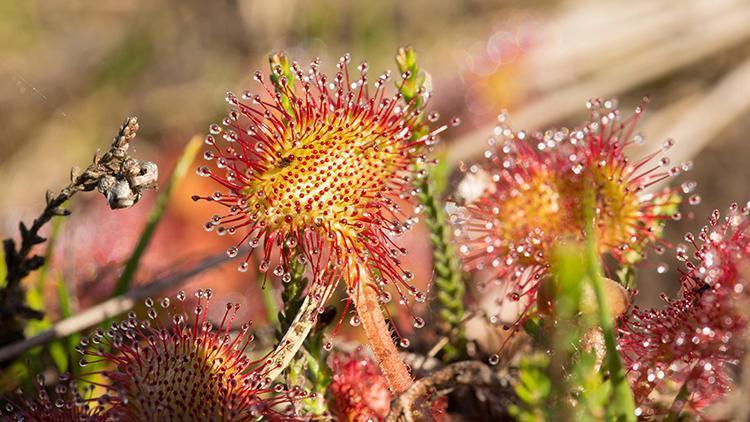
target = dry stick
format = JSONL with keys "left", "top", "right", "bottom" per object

{"left": 1, "top": 118, "right": 152, "bottom": 302}
{"left": 525, "top": 0, "right": 745, "bottom": 94}
{"left": 0, "top": 251, "right": 230, "bottom": 363}
{"left": 446, "top": 6, "right": 750, "bottom": 166}
{"left": 264, "top": 291, "right": 323, "bottom": 383}
{"left": 386, "top": 361, "right": 515, "bottom": 422}
{"left": 0, "top": 117, "right": 157, "bottom": 348}
{"left": 641, "top": 56, "right": 750, "bottom": 171}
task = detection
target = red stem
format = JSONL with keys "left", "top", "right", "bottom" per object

{"left": 352, "top": 267, "right": 414, "bottom": 394}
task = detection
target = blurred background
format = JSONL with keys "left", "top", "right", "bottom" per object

{"left": 1, "top": 0, "right": 750, "bottom": 362}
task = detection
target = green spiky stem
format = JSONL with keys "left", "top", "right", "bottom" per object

{"left": 417, "top": 172, "right": 467, "bottom": 361}
{"left": 277, "top": 254, "right": 309, "bottom": 338}
{"left": 396, "top": 46, "right": 467, "bottom": 361}
{"left": 287, "top": 331, "right": 330, "bottom": 416}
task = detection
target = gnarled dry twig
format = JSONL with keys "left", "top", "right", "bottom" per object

{"left": 0, "top": 117, "right": 157, "bottom": 351}
{"left": 386, "top": 361, "right": 516, "bottom": 422}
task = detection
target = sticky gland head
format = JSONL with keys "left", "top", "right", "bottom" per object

{"left": 77, "top": 289, "right": 306, "bottom": 420}
{"left": 456, "top": 99, "right": 687, "bottom": 301}
{"left": 195, "top": 54, "right": 446, "bottom": 325}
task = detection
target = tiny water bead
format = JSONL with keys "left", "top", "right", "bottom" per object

{"left": 349, "top": 315, "right": 361, "bottom": 327}
{"left": 259, "top": 260, "right": 270, "bottom": 272}
{"left": 488, "top": 354, "right": 500, "bottom": 365}
{"left": 196, "top": 166, "right": 211, "bottom": 177}
{"left": 412, "top": 317, "right": 425, "bottom": 328}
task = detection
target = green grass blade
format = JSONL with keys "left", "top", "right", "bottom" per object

{"left": 111, "top": 135, "right": 202, "bottom": 297}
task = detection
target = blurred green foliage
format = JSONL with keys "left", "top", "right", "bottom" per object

{"left": 95, "top": 31, "right": 154, "bottom": 88}
{"left": 512, "top": 240, "right": 635, "bottom": 421}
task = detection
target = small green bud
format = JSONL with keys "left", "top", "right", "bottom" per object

{"left": 396, "top": 46, "right": 417, "bottom": 74}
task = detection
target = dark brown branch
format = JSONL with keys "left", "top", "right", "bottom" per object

{"left": 0, "top": 117, "right": 157, "bottom": 352}
{"left": 386, "top": 361, "right": 516, "bottom": 422}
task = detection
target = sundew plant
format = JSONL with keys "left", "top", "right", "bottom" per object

{"left": 2, "top": 4, "right": 750, "bottom": 420}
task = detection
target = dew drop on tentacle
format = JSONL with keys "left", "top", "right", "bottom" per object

{"left": 488, "top": 354, "right": 500, "bottom": 365}
{"left": 259, "top": 260, "right": 270, "bottom": 273}
{"left": 349, "top": 315, "right": 361, "bottom": 327}
{"left": 413, "top": 317, "right": 425, "bottom": 328}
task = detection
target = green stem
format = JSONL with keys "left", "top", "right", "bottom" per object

{"left": 112, "top": 135, "right": 202, "bottom": 296}
{"left": 260, "top": 275, "right": 279, "bottom": 327}
{"left": 549, "top": 246, "right": 586, "bottom": 420}
{"left": 584, "top": 191, "right": 636, "bottom": 421}
{"left": 417, "top": 165, "right": 467, "bottom": 361}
